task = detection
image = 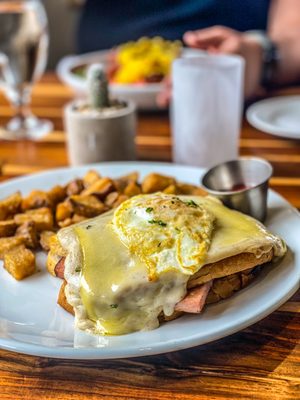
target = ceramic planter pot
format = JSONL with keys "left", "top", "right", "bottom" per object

{"left": 64, "top": 100, "right": 136, "bottom": 165}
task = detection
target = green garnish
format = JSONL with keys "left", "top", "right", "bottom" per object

{"left": 186, "top": 200, "right": 198, "bottom": 208}
{"left": 175, "top": 227, "right": 181, "bottom": 233}
{"left": 158, "top": 242, "right": 161, "bottom": 247}
{"left": 75, "top": 267, "right": 81, "bottom": 273}
{"left": 148, "top": 219, "right": 167, "bottom": 227}
{"left": 86, "top": 225, "right": 92, "bottom": 230}
{"left": 110, "top": 304, "right": 118, "bottom": 309}
{"left": 146, "top": 207, "right": 153, "bottom": 213}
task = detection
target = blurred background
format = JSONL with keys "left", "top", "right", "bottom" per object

{"left": 44, "top": 0, "right": 80, "bottom": 69}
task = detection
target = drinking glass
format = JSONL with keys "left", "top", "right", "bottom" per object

{"left": 0, "top": 0, "right": 52, "bottom": 140}
{"left": 172, "top": 54, "right": 244, "bottom": 168}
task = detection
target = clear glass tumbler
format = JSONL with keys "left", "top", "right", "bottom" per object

{"left": 0, "top": 0, "right": 52, "bottom": 140}
{"left": 172, "top": 54, "right": 244, "bottom": 168}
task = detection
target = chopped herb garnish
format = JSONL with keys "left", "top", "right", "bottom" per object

{"left": 171, "top": 201, "right": 175, "bottom": 204}
{"left": 110, "top": 304, "right": 118, "bottom": 309}
{"left": 148, "top": 219, "right": 167, "bottom": 227}
{"left": 175, "top": 227, "right": 181, "bottom": 233}
{"left": 75, "top": 267, "right": 81, "bottom": 273}
{"left": 146, "top": 207, "right": 153, "bottom": 213}
{"left": 86, "top": 225, "right": 92, "bottom": 230}
{"left": 186, "top": 200, "right": 198, "bottom": 208}
{"left": 158, "top": 242, "right": 161, "bottom": 247}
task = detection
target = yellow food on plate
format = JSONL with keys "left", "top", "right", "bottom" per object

{"left": 58, "top": 193, "right": 286, "bottom": 336}
{"left": 112, "top": 37, "right": 182, "bottom": 84}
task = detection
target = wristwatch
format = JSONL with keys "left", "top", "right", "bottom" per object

{"left": 245, "top": 30, "right": 280, "bottom": 88}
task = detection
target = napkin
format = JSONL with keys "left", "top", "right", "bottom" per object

{"left": 172, "top": 54, "right": 244, "bottom": 168}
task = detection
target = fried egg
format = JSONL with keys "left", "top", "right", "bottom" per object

{"left": 112, "top": 194, "right": 215, "bottom": 280}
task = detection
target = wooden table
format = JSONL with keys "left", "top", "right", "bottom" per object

{"left": 0, "top": 74, "right": 299, "bottom": 400}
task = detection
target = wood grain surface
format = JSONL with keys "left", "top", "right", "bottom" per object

{"left": 0, "top": 74, "right": 299, "bottom": 400}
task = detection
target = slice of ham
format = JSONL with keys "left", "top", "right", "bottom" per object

{"left": 54, "top": 257, "right": 65, "bottom": 279}
{"left": 175, "top": 281, "right": 213, "bottom": 314}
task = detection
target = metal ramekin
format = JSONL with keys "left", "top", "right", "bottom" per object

{"left": 201, "top": 157, "right": 273, "bottom": 221}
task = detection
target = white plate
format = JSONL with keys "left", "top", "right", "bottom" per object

{"left": 56, "top": 48, "right": 203, "bottom": 110}
{"left": 0, "top": 162, "right": 299, "bottom": 359}
{"left": 246, "top": 96, "right": 300, "bottom": 139}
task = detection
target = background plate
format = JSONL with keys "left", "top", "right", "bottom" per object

{"left": 0, "top": 162, "right": 299, "bottom": 359}
{"left": 56, "top": 48, "right": 203, "bottom": 110}
{"left": 246, "top": 96, "right": 300, "bottom": 139}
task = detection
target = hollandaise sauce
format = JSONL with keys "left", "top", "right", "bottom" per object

{"left": 74, "top": 213, "right": 189, "bottom": 335}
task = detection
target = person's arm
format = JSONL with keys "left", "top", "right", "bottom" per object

{"left": 268, "top": 0, "right": 300, "bottom": 86}
{"left": 183, "top": 0, "right": 300, "bottom": 98}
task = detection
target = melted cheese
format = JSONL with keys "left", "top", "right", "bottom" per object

{"left": 58, "top": 194, "right": 286, "bottom": 336}
{"left": 188, "top": 196, "right": 285, "bottom": 263}
{"left": 75, "top": 216, "right": 187, "bottom": 335}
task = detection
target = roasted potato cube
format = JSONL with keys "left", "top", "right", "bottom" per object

{"left": 47, "top": 235, "right": 67, "bottom": 276}
{"left": 14, "top": 207, "right": 54, "bottom": 231}
{"left": 3, "top": 245, "right": 36, "bottom": 280}
{"left": 114, "top": 171, "right": 139, "bottom": 192}
{"left": 104, "top": 191, "right": 119, "bottom": 207}
{"left": 83, "top": 170, "right": 101, "bottom": 188}
{"left": 56, "top": 201, "right": 73, "bottom": 222}
{"left": 16, "top": 221, "right": 38, "bottom": 249}
{"left": 118, "top": 171, "right": 139, "bottom": 183}
{"left": 123, "top": 181, "right": 141, "bottom": 197}
{"left": 69, "top": 195, "right": 107, "bottom": 217}
{"left": 81, "top": 177, "right": 115, "bottom": 199}
{"left": 58, "top": 218, "right": 73, "bottom": 228}
{"left": 0, "top": 236, "right": 25, "bottom": 259}
{"left": 57, "top": 280, "right": 74, "bottom": 315}
{"left": 206, "top": 290, "right": 220, "bottom": 304}
{"left": 72, "top": 214, "right": 87, "bottom": 224}
{"left": 211, "top": 274, "right": 241, "bottom": 299}
{"left": 241, "top": 271, "right": 255, "bottom": 287}
{"left": 141, "top": 173, "right": 176, "bottom": 194}
{"left": 0, "top": 220, "right": 17, "bottom": 237}
{"left": 0, "top": 192, "right": 22, "bottom": 220}
{"left": 47, "top": 185, "right": 67, "bottom": 207}
{"left": 21, "top": 190, "right": 50, "bottom": 211}
{"left": 112, "top": 194, "right": 129, "bottom": 208}
{"left": 176, "top": 183, "right": 207, "bottom": 196}
{"left": 66, "top": 179, "right": 84, "bottom": 196}
{"left": 49, "top": 234, "right": 67, "bottom": 256}
{"left": 163, "top": 184, "right": 179, "bottom": 195}
{"left": 57, "top": 214, "right": 87, "bottom": 228}
{"left": 40, "top": 230, "right": 55, "bottom": 251}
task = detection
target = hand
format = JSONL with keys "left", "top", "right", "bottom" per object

{"left": 183, "top": 26, "right": 264, "bottom": 98}
{"left": 157, "top": 75, "right": 172, "bottom": 108}
{"left": 157, "top": 26, "right": 265, "bottom": 106}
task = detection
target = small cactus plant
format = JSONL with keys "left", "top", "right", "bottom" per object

{"left": 87, "top": 63, "right": 110, "bottom": 109}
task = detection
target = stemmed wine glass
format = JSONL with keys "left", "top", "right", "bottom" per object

{"left": 0, "top": 0, "right": 52, "bottom": 140}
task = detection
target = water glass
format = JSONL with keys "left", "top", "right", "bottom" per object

{"left": 0, "top": 0, "right": 52, "bottom": 140}
{"left": 172, "top": 54, "right": 244, "bottom": 168}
